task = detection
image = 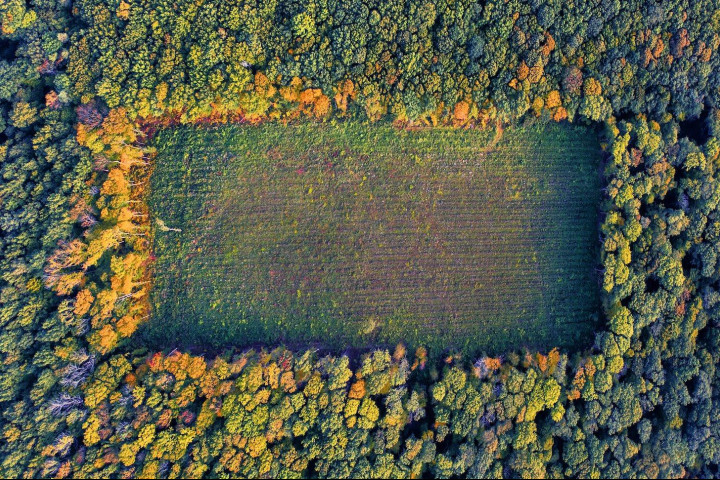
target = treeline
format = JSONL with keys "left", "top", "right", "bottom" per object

{"left": 0, "top": 0, "right": 94, "bottom": 475}
{"left": 66, "top": 0, "right": 719, "bottom": 124}
{"left": 1, "top": 0, "right": 720, "bottom": 478}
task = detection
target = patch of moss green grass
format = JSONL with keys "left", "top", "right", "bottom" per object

{"left": 143, "top": 120, "right": 601, "bottom": 354}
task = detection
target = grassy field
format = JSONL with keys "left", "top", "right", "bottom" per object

{"left": 143, "top": 121, "right": 601, "bottom": 354}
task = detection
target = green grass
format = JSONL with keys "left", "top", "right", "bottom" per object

{"left": 143, "top": 120, "right": 601, "bottom": 354}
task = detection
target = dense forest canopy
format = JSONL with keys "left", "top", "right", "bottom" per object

{"left": 65, "top": 0, "right": 719, "bottom": 123}
{"left": 1, "top": 0, "right": 720, "bottom": 478}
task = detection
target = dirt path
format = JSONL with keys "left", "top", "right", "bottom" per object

{"left": 478, "top": 120, "right": 505, "bottom": 154}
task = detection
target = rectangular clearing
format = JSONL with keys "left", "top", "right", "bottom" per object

{"left": 145, "top": 121, "right": 601, "bottom": 353}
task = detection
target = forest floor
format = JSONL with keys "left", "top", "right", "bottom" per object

{"left": 142, "top": 120, "right": 602, "bottom": 355}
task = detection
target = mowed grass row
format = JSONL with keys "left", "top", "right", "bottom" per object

{"left": 143, "top": 121, "right": 601, "bottom": 354}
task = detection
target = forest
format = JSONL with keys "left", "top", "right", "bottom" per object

{"left": 1, "top": 0, "right": 720, "bottom": 478}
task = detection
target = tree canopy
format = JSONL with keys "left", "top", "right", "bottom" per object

{"left": 2, "top": 0, "right": 720, "bottom": 477}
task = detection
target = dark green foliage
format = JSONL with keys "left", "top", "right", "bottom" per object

{"left": 66, "top": 0, "right": 720, "bottom": 125}
{"left": 0, "top": 1, "right": 92, "bottom": 476}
